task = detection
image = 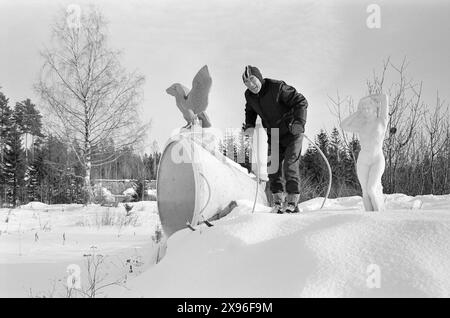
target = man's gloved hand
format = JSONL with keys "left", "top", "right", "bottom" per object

{"left": 289, "top": 120, "right": 305, "bottom": 135}
{"left": 242, "top": 123, "right": 255, "bottom": 137}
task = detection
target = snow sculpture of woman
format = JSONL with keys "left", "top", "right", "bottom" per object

{"left": 341, "top": 94, "right": 389, "bottom": 211}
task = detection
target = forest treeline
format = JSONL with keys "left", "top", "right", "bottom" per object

{"left": 0, "top": 90, "right": 160, "bottom": 206}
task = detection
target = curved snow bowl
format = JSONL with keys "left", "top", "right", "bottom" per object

{"left": 157, "top": 133, "right": 268, "bottom": 237}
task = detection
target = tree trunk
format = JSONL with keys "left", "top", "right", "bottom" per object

{"left": 430, "top": 154, "right": 434, "bottom": 194}
{"left": 84, "top": 118, "right": 93, "bottom": 203}
{"left": 84, "top": 161, "right": 92, "bottom": 203}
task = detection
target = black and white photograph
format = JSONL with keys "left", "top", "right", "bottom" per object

{"left": 0, "top": 0, "right": 449, "bottom": 301}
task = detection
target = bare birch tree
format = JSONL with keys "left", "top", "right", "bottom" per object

{"left": 36, "top": 7, "right": 149, "bottom": 201}
{"left": 423, "top": 93, "right": 448, "bottom": 193}
{"left": 365, "top": 57, "right": 422, "bottom": 192}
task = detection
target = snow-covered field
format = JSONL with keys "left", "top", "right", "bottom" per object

{"left": 0, "top": 202, "right": 161, "bottom": 297}
{"left": 1, "top": 194, "right": 450, "bottom": 298}
{"left": 110, "top": 193, "right": 450, "bottom": 298}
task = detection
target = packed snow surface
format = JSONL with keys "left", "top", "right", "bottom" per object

{"left": 123, "top": 188, "right": 137, "bottom": 197}
{"left": 114, "top": 193, "right": 450, "bottom": 298}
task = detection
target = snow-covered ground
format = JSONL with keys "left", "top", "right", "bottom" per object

{"left": 2, "top": 194, "right": 450, "bottom": 298}
{"left": 0, "top": 202, "right": 161, "bottom": 297}
{"left": 109, "top": 193, "right": 450, "bottom": 298}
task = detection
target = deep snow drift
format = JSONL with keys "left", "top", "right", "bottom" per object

{"left": 112, "top": 193, "right": 450, "bottom": 298}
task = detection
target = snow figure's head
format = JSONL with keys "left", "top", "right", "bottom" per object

{"left": 242, "top": 65, "right": 264, "bottom": 94}
{"left": 358, "top": 95, "right": 379, "bottom": 119}
{"left": 166, "top": 83, "right": 189, "bottom": 99}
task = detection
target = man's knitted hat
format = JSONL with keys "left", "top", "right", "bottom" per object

{"left": 242, "top": 65, "right": 264, "bottom": 85}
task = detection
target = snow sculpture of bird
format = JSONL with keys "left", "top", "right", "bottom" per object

{"left": 166, "top": 65, "right": 212, "bottom": 128}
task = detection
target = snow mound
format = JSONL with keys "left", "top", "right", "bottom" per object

{"left": 93, "top": 186, "right": 114, "bottom": 203}
{"left": 116, "top": 195, "right": 450, "bottom": 298}
{"left": 147, "top": 189, "right": 157, "bottom": 201}
{"left": 126, "top": 201, "right": 158, "bottom": 212}
{"left": 19, "top": 202, "right": 49, "bottom": 210}
{"left": 123, "top": 187, "right": 136, "bottom": 197}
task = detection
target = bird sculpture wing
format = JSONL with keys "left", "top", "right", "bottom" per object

{"left": 186, "top": 65, "right": 212, "bottom": 115}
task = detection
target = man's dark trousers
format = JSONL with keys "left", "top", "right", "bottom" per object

{"left": 268, "top": 133, "right": 303, "bottom": 194}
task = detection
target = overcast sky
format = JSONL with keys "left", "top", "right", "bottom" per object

{"left": 0, "top": 0, "right": 449, "bottom": 152}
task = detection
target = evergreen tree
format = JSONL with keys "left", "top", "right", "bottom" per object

{"left": 331, "top": 127, "right": 360, "bottom": 195}
{"left": 328, "top": 128, "right": 343, "bottom": 194}
{"left": 26, "top": 137, "right": 46, "bottom": 201}
{"left": 0, "top": 91, "right": 12, "bottom": 152}
{"left": 348, "top": 136, "right": 361, "bottom": 162}
{"left": 315, "top": 130, "right": 330, "bottom": 186}
{"left": 345, "top": 136, "right": 361, "bottom": 192}
{"left": 0, "top": 91, "right": 13, "bottom": 205}
{"left": 238, "top": 132, "right": 252, "bottom": 173}
{"left": 3, "top": 122, "right": 26, "bottom": 206}
{"left": 144, "top": 151, "right": 161, "bottom": 180}
{"left": 316, "top": 130, "right": 330, "bottom": 156}
{"left": 132, "top": 178, "right": 146, "bottom": 202}
{"left": 300, "top": 128, "right": 362, "bottom": 199}
{"left": 329, "top": 128, "right": 342, "bottom": 165}
{"left": 222, "top": 130, "right": 239, "bottom": 162}
{"left": 14, "top": 99, "right": 44, "bottom": 203}
{"left": 15, "top": 99, "right": 43, "bottom": 157}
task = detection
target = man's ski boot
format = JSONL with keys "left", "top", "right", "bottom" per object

{"left": 272, "top": 192, "right": 284, "bottom": 214}
{"left": 285, "top": 193, "right": 300, "bottom": 213}
{"left": 271, "top": 192, "right": 285, "bottom": 214}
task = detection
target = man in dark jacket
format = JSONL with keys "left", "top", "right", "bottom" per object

{"left": 242, "top": 65, "right": 308, "bottom": 213}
